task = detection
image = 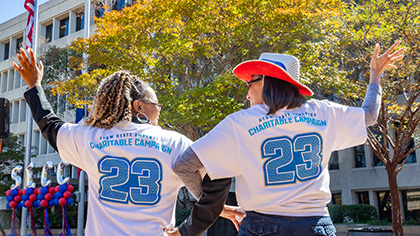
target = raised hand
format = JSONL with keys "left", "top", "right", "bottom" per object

{"left": 370, "top": 40, "right": 405, "bottom": 83}
{"left": 13, "top": 48, "right": 44, "bottom": 89}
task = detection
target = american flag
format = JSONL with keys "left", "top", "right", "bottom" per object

{"left": 24, "top": 0, "right": 35, "bottom": 49}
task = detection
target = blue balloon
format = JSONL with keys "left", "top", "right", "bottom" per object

{"left": 22, "top": 195, "right": 29, "bottom": 201}
{"left": 48, "top": 200, "right": 55, "bottom": 207}
{"left": 67, "top": 198, "right": 74, "bottom": 205}
{"left": 37, "top": 194, "right": 44, "bottom": 200}
{"left": 10, "top": 189, "right": 18, "bottom": 197}
{"left": 6, "top": 202, "right": 10, "bottom": 209}
{"left": 41, "top": 187, "right": 49, "bottom": 195}
{"left": 59, "top": 184, "right": 67, "bottom": 193}
{"left": 56, "top": 192, "right": 63, "bottom": 199}
{"left": 25, "top": 188, "right": 33, "bottom": 195}
{"left": 17, "top": 202, "right": 23, "bottom": 209}
{"left": 6, "top": 195, "right": 14, "bottom": 201}
{"left": 32, "top": 201, "right": 39, "bottom": 208}
{"left": 54, "top": 198, "right": 60, "bottom": 205}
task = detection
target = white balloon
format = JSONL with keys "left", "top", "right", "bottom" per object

{"left": 41, "top": 161, "right": 54, "bottom": 187}
{"left": 57, "top": 161, "right": 70, "bottom": 185}
{"left": 10, "top": 165, "right": 23, "bottom": 190}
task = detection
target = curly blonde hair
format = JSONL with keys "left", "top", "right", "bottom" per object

{"left": 84, "top": 71, "right": 151, "bottom": 129}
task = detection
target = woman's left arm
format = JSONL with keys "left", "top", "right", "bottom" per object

{"left": 362, "top": 41, "right": 405, "bottom": 127}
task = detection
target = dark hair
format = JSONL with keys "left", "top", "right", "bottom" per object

{"left": 262, "top": 76, "right": 307, "bottom": 115}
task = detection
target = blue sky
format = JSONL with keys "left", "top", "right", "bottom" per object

{"left": 0, "top": 0, "right": 50, "bottom": 24}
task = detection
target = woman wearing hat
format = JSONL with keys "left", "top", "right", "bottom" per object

{"left": 168, "top": 41, "right": 405, "bottom": 236}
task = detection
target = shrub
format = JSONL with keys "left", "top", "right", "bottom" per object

{"left": 328, "top": 204, "right": 378, "bottom": 223}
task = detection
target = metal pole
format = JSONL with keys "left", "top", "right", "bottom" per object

{"left": 21, "top": 0, "right": 38, "bottom": 234}
{"left": 77, "top": 1, "right": 90, "bottom": 235}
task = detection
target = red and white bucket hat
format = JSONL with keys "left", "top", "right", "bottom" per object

{"left": 233, "top": 53, "right": 314, "bottom": 96}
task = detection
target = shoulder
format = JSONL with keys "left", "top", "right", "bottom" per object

{"left": 158, "top": 127, "right": 193, "bottom": 145}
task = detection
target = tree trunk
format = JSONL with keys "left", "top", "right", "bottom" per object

{"left": 387, "top": 169, "right": 404, "bottom": 236}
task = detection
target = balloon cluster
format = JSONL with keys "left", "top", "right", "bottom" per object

{"left": 37, "top": 186, "right": 56, "bottom": 208}
{"left": 55, "top": 183, "right": 74, "bottom": 206}
{"left": 22, "top": 187, "right": 39, "bottom": 208}
{"left": 5, "top": 188, "right": 23, "bottom": 210}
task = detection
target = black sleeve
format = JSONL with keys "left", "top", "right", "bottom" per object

{"left": 178, "top": 175, "right": 231, "bottom": 236}
{"left": 23, "top": 86, "right": 65, "bottom": 151}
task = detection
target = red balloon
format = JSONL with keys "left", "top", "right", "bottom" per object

{"left": 25, "top": 200, "right": 33, "bottom": 208}
{"left": 14, "top": 196, "right": 21, "bottom": 202}
{"left": 33, "top": 188, "right": 39, "bottom": 195}
{"left": 6, "top": 190, "right": 11, "bottom": 196}
{"left": 9, "top": 201, "right": 17, "bottom": 208}
{"left": 29, "top": 194, "right": 37, "bottom": 202}
{"left": 45, "top": 193, "right": 53, "bottom": 201}
{"left": 23, "top": 189, "right": 26, "bottom": 195}
{"left": 40, "top": 200, "right": 49, "bottom": 208}
{"left": 49, "top": 187, "right": 56, "bottom": 194}
{"left": 67, "top": 185, "right": 74, "bottom": 192}
{"left": 55, "top": 185, "right": 60, "bottom": 193}
{"left": 18, "top": 189, "right": 23, "bottom": 196}
{"left": 59, "top": 198, "right": 67, "bottom": 206}
{"left": 63, "top": 191, "right": 71, "bottom": 199}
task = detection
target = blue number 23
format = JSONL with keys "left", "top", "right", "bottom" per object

{"left": 98, "top": 156, "right": 162, "bottom": 205}
{"left": 262, "top": 133, "right": 323, "bottom": 185}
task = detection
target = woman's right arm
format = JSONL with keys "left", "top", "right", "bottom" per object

{"left": 24, "top": 87, "right": 65, "bottom": 151}
{"left": 14, "top": 48, "right": 65, "bottom": 151}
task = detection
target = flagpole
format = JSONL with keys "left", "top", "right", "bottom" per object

{"left": 77, "top": 1, "right": 90, "bottom": 235}
{"left": 21, "top": 0, "right": 38, "bottom": 234}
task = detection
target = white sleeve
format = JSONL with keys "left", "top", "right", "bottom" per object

{"left": 328, "top": 101, "right": 367, "bottom": 150}
{"left": 190, "top": 117, "right": 241, "bottom": 179}
{"left": 56, "top": 123, "right": 85, "bottom": 169}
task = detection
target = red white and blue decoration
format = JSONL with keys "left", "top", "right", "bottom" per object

{"left": 57, "top": 161, "right": 73, "bottom": 236}
{"left": 6, "top": 166, "right": 23, "bottom": 236}
{"left": 22, "top": 162, "right": 38, "bottom": 236}
{"left": 38, "top": 161, "right": 55, "bottom": 236}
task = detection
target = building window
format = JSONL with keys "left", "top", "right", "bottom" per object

{"left": 329, "top": 151, "right": 339, "bottom": 170}
{"left": 402, "top": 136, "right": 417, "bottom": 164}
{"left": 59, "top": 18, "right": 70, "bottom": 38}
{"left": 33, "top": 130, "right": 40, "bottom": 155}
{"left": 377, "top": 191, "right": 392, "bottom": 222}
{"left": 6, "top": 71, "right": 13, "bottom": 91}
{"left": 19, "top": 100, "right": 26, "bottom": 122}
{"left": 331, "top": 192, "right": 342, "bottom": 205}
{"left": 15, "top": 37, "right": 23, "bottom": 53}
{"left": 18, "top": 134, "right": 25, "bottom": 146}
{"left": 12, "top": 101, "right": 19, "bottom": 123}
{"left": 357, "top": 191, "right": 370, "bottom": 204}
{"left": 402, "top": 189, "right": 420, "bottom": 223}
{"left": 76, "top": 12, "right": 84, "bottom": 31}
{"left": 354, "top": 144, "right": 366, "bottom": 168}
{"left": 45, "top": 24, "right": 53, "bottom": 42}
{"left": 112, "top": 0, "right": 125, "bottom": 11}
{"left": 4, "top": 42, "right": 9, "bottom": 60}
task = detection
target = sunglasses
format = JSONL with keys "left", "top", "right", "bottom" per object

{"left": 245, "top": 77, "right": 263, "bottom": 87}
{"left": 143, "top": 100, "right": 163, "bottom": 110}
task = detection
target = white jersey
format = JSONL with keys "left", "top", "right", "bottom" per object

{"left": 191, "top": 99, "right": 366, "bottom": 216}
{"left": 57, "top": 122, "right": 192, "bottom": 236}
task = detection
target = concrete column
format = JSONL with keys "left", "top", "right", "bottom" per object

{"left": 69, "top": 10, "right": 77, "bottom": 34}
{"left": 9, "top": 37, "right": 14, "bottom": 59}
{"left": 369, "top": 190, "right": 379, "bottom": 215}
{"left": 53, "top": 18, "right": 60, "bottom": 40}
{"left": 1, "top": 71, "right": 7, "bottom": 93}
{"left": 366, "top": 145, "right": 374, "bottom": 167}
{"left": 399, "top": 190, "right": 405, "bottom": 220}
